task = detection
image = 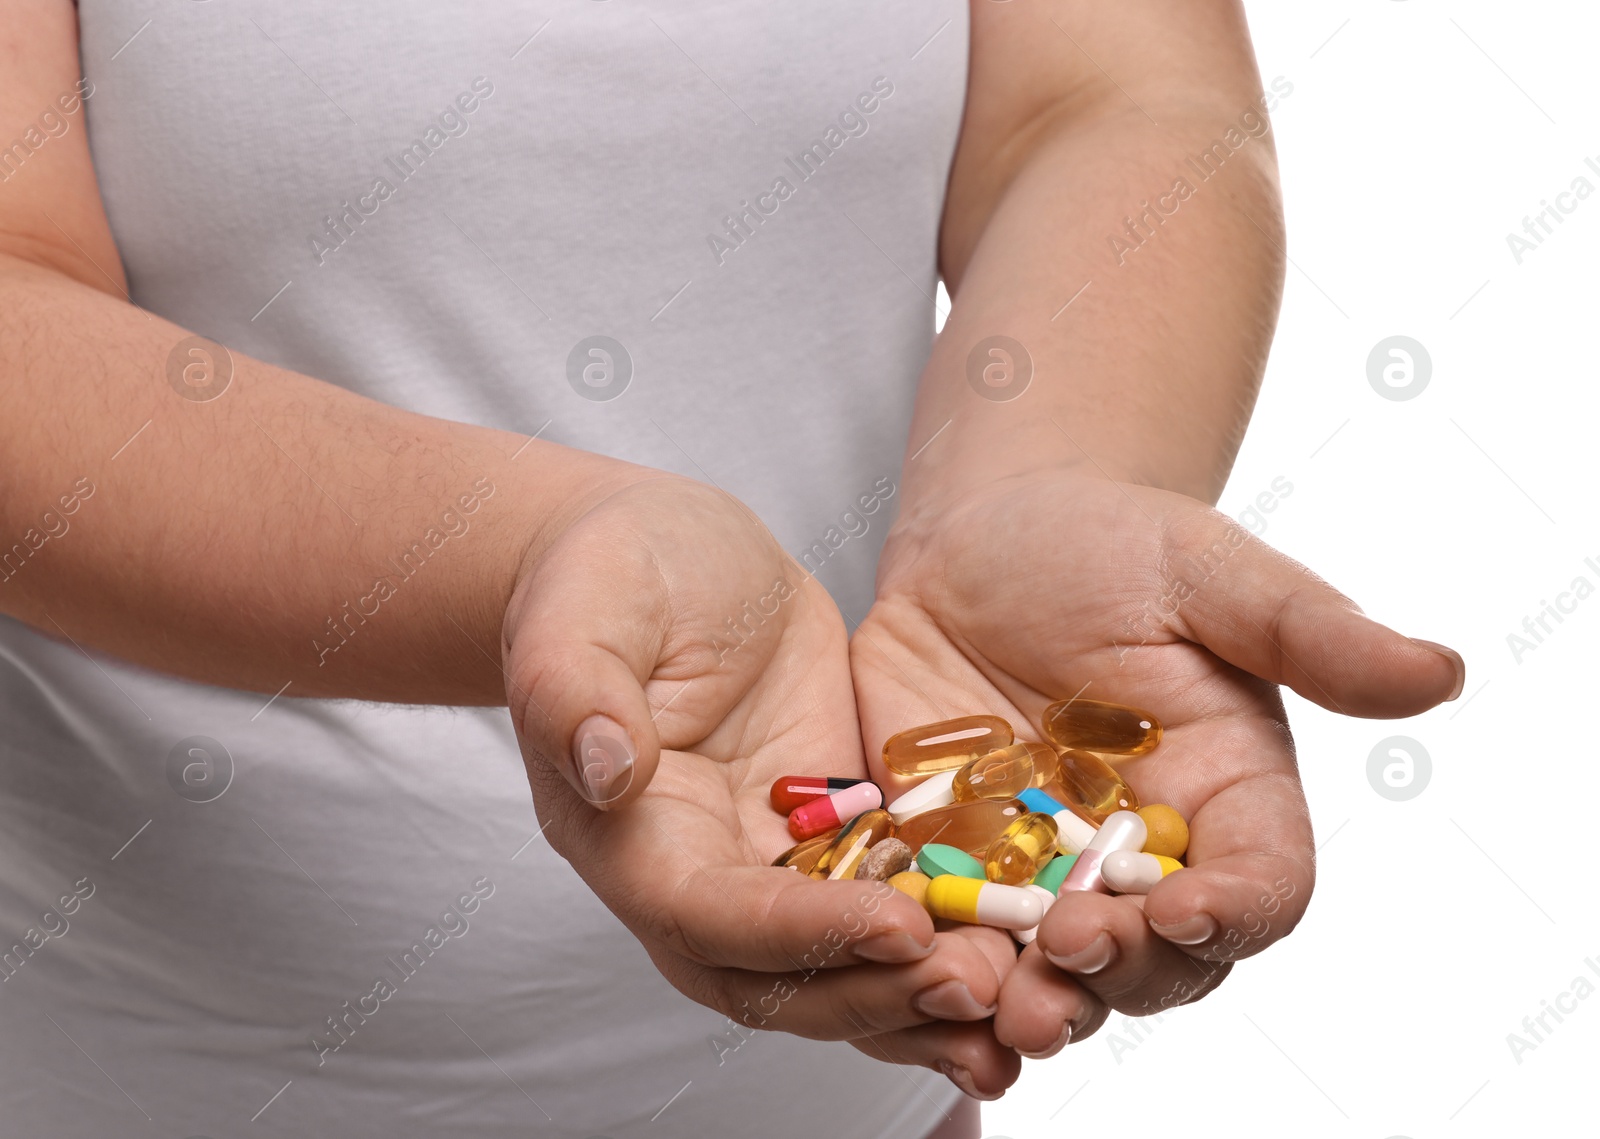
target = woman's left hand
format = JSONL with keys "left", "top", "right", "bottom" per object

{"left": 850, "top": 471, "right": 1463, "bottom": 1093}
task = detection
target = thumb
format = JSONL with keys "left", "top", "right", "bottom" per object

{"left": 1159, "top": 505, "right": 1465, "bottom": 718}
{"left": 502, "top": 539, "right": 666, "bottom": 811}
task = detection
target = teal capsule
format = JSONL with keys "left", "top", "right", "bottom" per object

{"left": 1032, "top": 852, "right": 1077, "bottom": 894}
{"left": 915, "top": 843, "right": 986, "bottom": 881}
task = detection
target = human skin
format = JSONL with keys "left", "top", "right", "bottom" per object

{"left": 0, "top": 0, "right": 1004, "bottom": 1087}
{"left": 0, "top": 0, "right": 1466, "bottom": 1123}
{"left": 847, "top": 0, "right": 1465, "bottom": 1104}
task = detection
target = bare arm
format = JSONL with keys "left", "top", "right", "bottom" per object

{"left": 849, "top": 1, "right": 1460, "bottom": 1083}
{"left": 0, "top": 0, "right": 638, "bottom": 705}
{"left": 905, "top": 0, "right": 1286, "bottom": 507}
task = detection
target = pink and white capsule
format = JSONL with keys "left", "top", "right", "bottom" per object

{"left": 1011, "top": 884, "right": 1057, "bottom": 946}
{"left": 1059, "top": 810, "right": 1147, "bottom": 895}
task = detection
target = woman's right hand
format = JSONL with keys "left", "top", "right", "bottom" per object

{"left": 501, "top": 476, "right": 1017, "bottom": 1088}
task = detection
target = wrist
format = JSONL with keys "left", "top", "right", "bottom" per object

{"left": 456, "top": 441, "right": 658, "bottom": 696}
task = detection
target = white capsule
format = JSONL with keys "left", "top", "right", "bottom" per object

{"left": 885, "top": 769, "right": 958, "bottom": 825}
{"left": 1012, "top": 884, "right": 1057, "bottom": 946}
{"left": 1101, "top": 850, "right": 1164, "bottom": 894}
{"left": 1053, "top": 811, "right": 1099, "bottom": 856}
{"left": 1059, "top": 810, "right": 1148, "bottom": 895}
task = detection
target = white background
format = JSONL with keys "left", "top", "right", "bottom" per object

{"left": 977, "top": 1, "right": 1600, "bottom": 1134}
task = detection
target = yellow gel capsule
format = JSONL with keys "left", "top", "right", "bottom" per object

{"left": 1137, "top": 803, "right": 1190, "bottom": 860}
{"left": 772, "top": 830, "right": 838, "bottom": 876}
{"left": 897, "top": 799, "right": 1026, "bottom": 858}
{"left": 952, "top": 744, "right": 1036, "bottom": 803}
{"left": 1041, "top": 698, "right": 1162, "bottom": 757}
{"left": 813, "top": 809, "right": 895, "bottom": 880}
{"left": 884, "top": 715, "right": 1014, "bottom": 777}
{"left": 1045, "top": 748, "right": 1139, "bottom": 825}
{"left": 887, "top": 870, "right": 931, "bottom": 910}
{"left": 984, "top": 812, "right": 1059, "bottom": 885}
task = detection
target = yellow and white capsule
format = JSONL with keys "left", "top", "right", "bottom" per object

{"left": 1100, "top": 850, "right": 1182, "bottom": 894}
{"left": 1011, "top": 884, "right": 1057, "bottom": 946}
{"left": 924, "top": 874, "right": 1044, "bottom": 931}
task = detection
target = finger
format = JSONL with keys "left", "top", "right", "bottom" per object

{"left": 1143, "top": 855, "right": 1306, "bottom": 968}
{"left": 851, "top": 1021, "right": 1022, "bottom": 1103}
{"left": 1114, "top": 716, "right": 1317, "bottom": 965}
{"left": 935, "top": 920, "right": 1022, "bottom": 991}
{"left": 1035, "top": 889, "right": 1231, "bottom": 1016}
{"left": 574, "top": 807, "right": 944, "bottom": 972}
{"left": 1157, "top": 498, "right": 1465, "bottom": 718}
{"left": 993, "top": 944, "right": 1109, "bottom": 1058}
{"left": 664, "top": 930, "right": 1005, "bottom": 1041}
{"left": 504, "top": 524, "right": 667, "bottom": 810}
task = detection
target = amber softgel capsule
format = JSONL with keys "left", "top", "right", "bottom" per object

{"left": 983, "top": 812, "right": 1059, "bottom": 886}
{"left": 1041, "top": 698, "right": 1162, "bottom": 757}
{"left": 883, "top": 715, "right": 1014, "bottom": 777}
{"left": 952, "top": 744, "right": 1036, "bottom": 803}
{"left": 1045, "top": 748, "right": 1139, "bottom": 824}
{"left": 896, "top": 799, "right": 1026, "bottom": 858}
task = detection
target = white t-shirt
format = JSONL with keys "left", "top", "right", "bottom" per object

{"left": 0, "top": 1, "right": 969, "bottom": 1134}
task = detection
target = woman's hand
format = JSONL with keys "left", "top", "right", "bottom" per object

{"left": 851, "top": 471, "right": 1463, "bottom": 1089}
{"left": 501, "top": 476, "right": 1013, "bottom": 1077}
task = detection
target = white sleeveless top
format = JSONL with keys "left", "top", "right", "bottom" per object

{"left": 0, "top": 2, "right": 968, "bottom": 1134}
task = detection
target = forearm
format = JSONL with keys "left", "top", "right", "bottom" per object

{"left": 902, "top": 35, "right": 1285, "bottom": 511}
{"left": 0, "top": 256, "right": 640, "bottom": 704}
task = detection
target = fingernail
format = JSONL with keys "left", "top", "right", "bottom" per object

{"left": 913, "top": 980, "right": 996, "bottom": 1021}
{"left": 938, "top": 1061, "right": 1001, "bottom": 1102}
{"left": 853, "top": 931, "right": 934, "bottom": 964}
{"left": 1044, "top": 932, "right": 1115, "bottom": 974}
{"left": 1410, "top": 639, "right": 1465, "bottom": 701}
{"left": 571, "top": 715, "right": 635, "bottom": 807}
{"left": 1018, "top": 1022, "right": 1072, "bottom": 1060}
{"left": 1149, "top": 913, "right": 1217, "bottom": 945}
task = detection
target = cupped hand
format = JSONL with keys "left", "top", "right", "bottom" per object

{"left": 851, "top": 471, "right": 1463, "bottom": 1083}
{"left": 501, "top": 476, "right": 1014, "bottom": 1080}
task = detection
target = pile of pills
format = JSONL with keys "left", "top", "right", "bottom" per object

{"left": 770, "top": 698, "right": 1191, "bottom": 944}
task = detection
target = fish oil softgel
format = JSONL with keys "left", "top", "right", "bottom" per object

{"left": 952, "top": 744, "right": 1036, "bottom": 803}
{"left": 1019, "top": 741, "right": 1061, "bottom": 788}
{"left": 1046, "top": 748, "right": 1139, "bottom": 824}
{"left": 983, "top": 813, "right": 1059, "bottom": 886}
{"left": 1017, "top": 788, "right": 1098, "bottom": 854}
{"left": 883, "top": 715, "right": 1014, "bottom": 777}
{"left": 772, "top": 830, "right": 839, "bottom": 876}
{"left": 896, "top": 799, "right": 1026, "bottom": 858}
{"left": 1042, "top": 698, "right": 1162, "bottom": 757}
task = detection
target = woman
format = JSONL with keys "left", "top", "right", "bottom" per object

{"left": 0, "top": 1, "right": 1461, "bottom": 1134}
